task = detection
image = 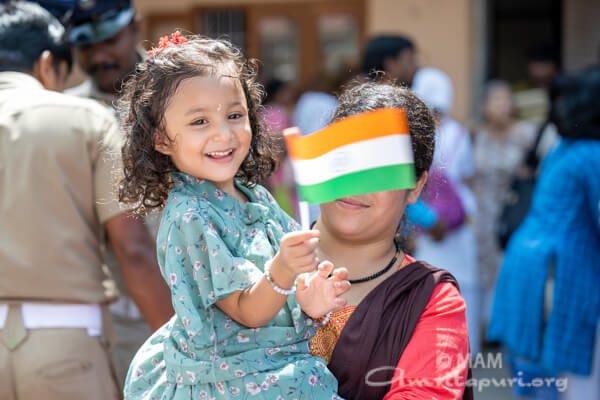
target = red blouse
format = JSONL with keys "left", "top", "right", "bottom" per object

{"left": 310, "top": 255, "right": 469, "bottom": 399}
{"left": 383, "top": 281, "right": 469, "bottom": 399}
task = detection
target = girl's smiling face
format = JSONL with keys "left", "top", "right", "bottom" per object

{"left": 156, "top": 74, "right": 252, "bottom": 195}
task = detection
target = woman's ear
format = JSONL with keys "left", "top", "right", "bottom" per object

{"left": 407, "top": 171, "right": 428, "bottom": 204}
{"left": 154, "top": 131, "right": 172, "bottom": 155}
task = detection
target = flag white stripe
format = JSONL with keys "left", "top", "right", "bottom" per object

{"left": 290, "top": 134, "right": 414, "bottom": 186}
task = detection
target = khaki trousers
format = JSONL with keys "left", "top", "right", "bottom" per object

{"left": 110, "top": 314, "right": 151, "bottom": 388}
{"left": 0, "top": 305, "right": 119, "bottom": 400}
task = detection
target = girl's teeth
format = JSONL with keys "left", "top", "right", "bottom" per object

{"left": 208, "top": 150, "right": 232, "bottom": 157}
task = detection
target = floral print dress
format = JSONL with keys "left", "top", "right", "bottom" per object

{"left": 473, "top": 122, "right": 536, "bottom": 291}
{"left": 124, "top": 173, "right": 341, "bottom": 400}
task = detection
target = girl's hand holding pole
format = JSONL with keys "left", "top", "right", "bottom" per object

{"left": 266, "top": 230, "right": 321, "bottom": 290}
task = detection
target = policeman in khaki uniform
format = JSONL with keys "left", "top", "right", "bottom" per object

{"left": 0, "top": 2, "right": 171, "bottom": 399}
{"left": 55, "top": 0, "right": 173, "bottom": 385}
{"left": 66, "top": 0, "right": 144, "bottom": 108}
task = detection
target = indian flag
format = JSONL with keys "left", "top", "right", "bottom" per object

{"left": 283, "top": 108, "right": 415, "bottom": 204}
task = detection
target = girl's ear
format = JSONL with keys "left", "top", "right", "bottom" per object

{"left": 154, "top": 131, "right": 172, "bottom": 155}
{"left": 407, "top": 171, "right": 428, "bottom": 204}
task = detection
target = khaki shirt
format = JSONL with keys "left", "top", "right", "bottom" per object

{"left": 67, "top": 75, "right": 161, "bottom": 314}
{"left": 67, "top": 79, "right": 117, "bottom": 110}
{"left": 0, "top": 72, "right": 125, "bottom": 303}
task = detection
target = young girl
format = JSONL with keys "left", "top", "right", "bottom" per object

{"left": 117, "top": 33, "right": 347, "bottom": 399}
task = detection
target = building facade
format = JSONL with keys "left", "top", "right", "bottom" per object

{"left": 90, "top": 0, "right": 599, "bottom": 123}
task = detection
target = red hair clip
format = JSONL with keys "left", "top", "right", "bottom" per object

{"left": 146, "top": 30, "right": 189, "bottom": 56}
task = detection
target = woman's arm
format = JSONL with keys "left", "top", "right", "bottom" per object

{"left": 383, "top": 283, "right": 470, "bottom": 400}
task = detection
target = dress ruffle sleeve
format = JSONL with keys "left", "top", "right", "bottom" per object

{"left": 163, "top": 211, "right": 264, "bottom": 310}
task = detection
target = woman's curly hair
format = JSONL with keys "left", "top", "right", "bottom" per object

{"left": 332, "top": 80, "right": 435, "bottom": 179}
{"left": 117, "top": 35, "right": 277, "bottom": 213}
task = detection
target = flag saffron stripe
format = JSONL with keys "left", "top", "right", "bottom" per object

{"left": 297, "top": 164, "right": 416, "bottom": 204}
{"left": 290, "top": 134, "right": 414, "bottom": 186}
{"left": 283, "top": 108, "right": 409, "bottom": 160}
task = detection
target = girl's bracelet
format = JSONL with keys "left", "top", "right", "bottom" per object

{"left": 264, "top": 262, "right": 296, "bottom": 295}
{"left": 315, "top": 311, "right": 332, "bottom": 327}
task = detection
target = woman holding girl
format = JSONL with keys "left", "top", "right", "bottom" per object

{"left": 310, "top": 81, "right": 473, "bottom": 399}
{"left": 117, "top": 31, "right": 471, "bottom": 399}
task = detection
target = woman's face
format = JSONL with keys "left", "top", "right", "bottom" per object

{"left": 318, "top": 175, "right": 426, "bottom": 244}
{"left": 484, "top": 87, "right": 514, "bottom": 125}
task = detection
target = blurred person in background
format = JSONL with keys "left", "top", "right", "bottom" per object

{"left": 513, "top": 43, "right": 559, "bottom": 123}
{"left": 263, "top": 78, "right": 294, "bottom": 132}
{"left": 526, "top": 45, "right": 559, "bottom": 90}
{"left": 361, "top": 34, "right": 448, "bottom": 246}
{"left": 472, "top": 80, "right": 537, "bottom": 321}
{"left": 40, "top": 0, "right": 173, "bottom": 386}
{"left": 362, "top": 34, "right": 419, "bottom": 87}
{"left": 411, "top": 67, "right": 480, "bottom": 357}
{"left": 0, "top": 1, "right": 168, "bottom": 398}
{"left": 293, "top": 72, "right": 339, "bottom": 137}
{"left": 513, "top": 44, "right": 561, "bottom": 158}
{"left": 293, "top": 69, "right": 347, "bottom": 224}
{"left": 66, "top": 0, "right": 142, "bottom": 105}
{"left": 488, "top": 66, "right": 600, "bottom": 400}
{"left": 261, "top": 78, "right": 297, "bottom": 218}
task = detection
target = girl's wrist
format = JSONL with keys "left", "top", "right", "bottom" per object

{"left": 314, "top": 311, "right": 332, "bottom": 327}
{"left": 265, "top": 258, "right": 296, "bottom": 293}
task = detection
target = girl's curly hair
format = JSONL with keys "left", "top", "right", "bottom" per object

{"left": 117, "top": 35, "right": 277, "bottom": 213}
{"left": 332, "top": 80, "right": 435, "bottom": 179}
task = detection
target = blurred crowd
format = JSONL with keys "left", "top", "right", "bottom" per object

{"left": 1, "top": 0, "right": 599, "bottom": 399}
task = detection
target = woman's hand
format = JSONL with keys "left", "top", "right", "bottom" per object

{"left": 296, "top": 261, "right": 350, "bottom": 319}
{"left": 268, "top": 230, "right": 321, "bottom": 289}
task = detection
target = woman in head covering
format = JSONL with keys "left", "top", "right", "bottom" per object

{"left": 411, "top": 67, "right": 481, "bottom": 357}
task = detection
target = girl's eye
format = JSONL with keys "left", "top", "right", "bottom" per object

{"left": 229, "top": 113, "right": 243, "bottom": 120}
{"left": 192, "top": 118, "right": 207, "bottom": 126}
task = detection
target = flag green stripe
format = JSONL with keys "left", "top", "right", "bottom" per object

{"left": 297, "top": 164, "right": 416, "bottom": 204}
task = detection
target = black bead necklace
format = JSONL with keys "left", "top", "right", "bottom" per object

{"left": 347, "top": 238, "right": 401, "bottom": 284}
{"left": 310, "top": 221, "right": 402, "bottom": 284}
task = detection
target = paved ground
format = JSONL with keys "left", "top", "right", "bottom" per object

{"left": 471, "top": 347, "right": 512, "bottom": 399}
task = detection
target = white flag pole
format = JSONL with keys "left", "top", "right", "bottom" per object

{"left": 283, "top": 127, "right": 312, "bottom": 231}
{"left": 299, "top": 200, "right": 310, "bottom": 231}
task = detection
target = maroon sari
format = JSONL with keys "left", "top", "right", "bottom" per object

{"left": 328, "top": 261, "right": 473, "bottom": 399}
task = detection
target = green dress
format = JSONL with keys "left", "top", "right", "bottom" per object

{"left": 124, "top": 173, "right": 341, "bottom": 400}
